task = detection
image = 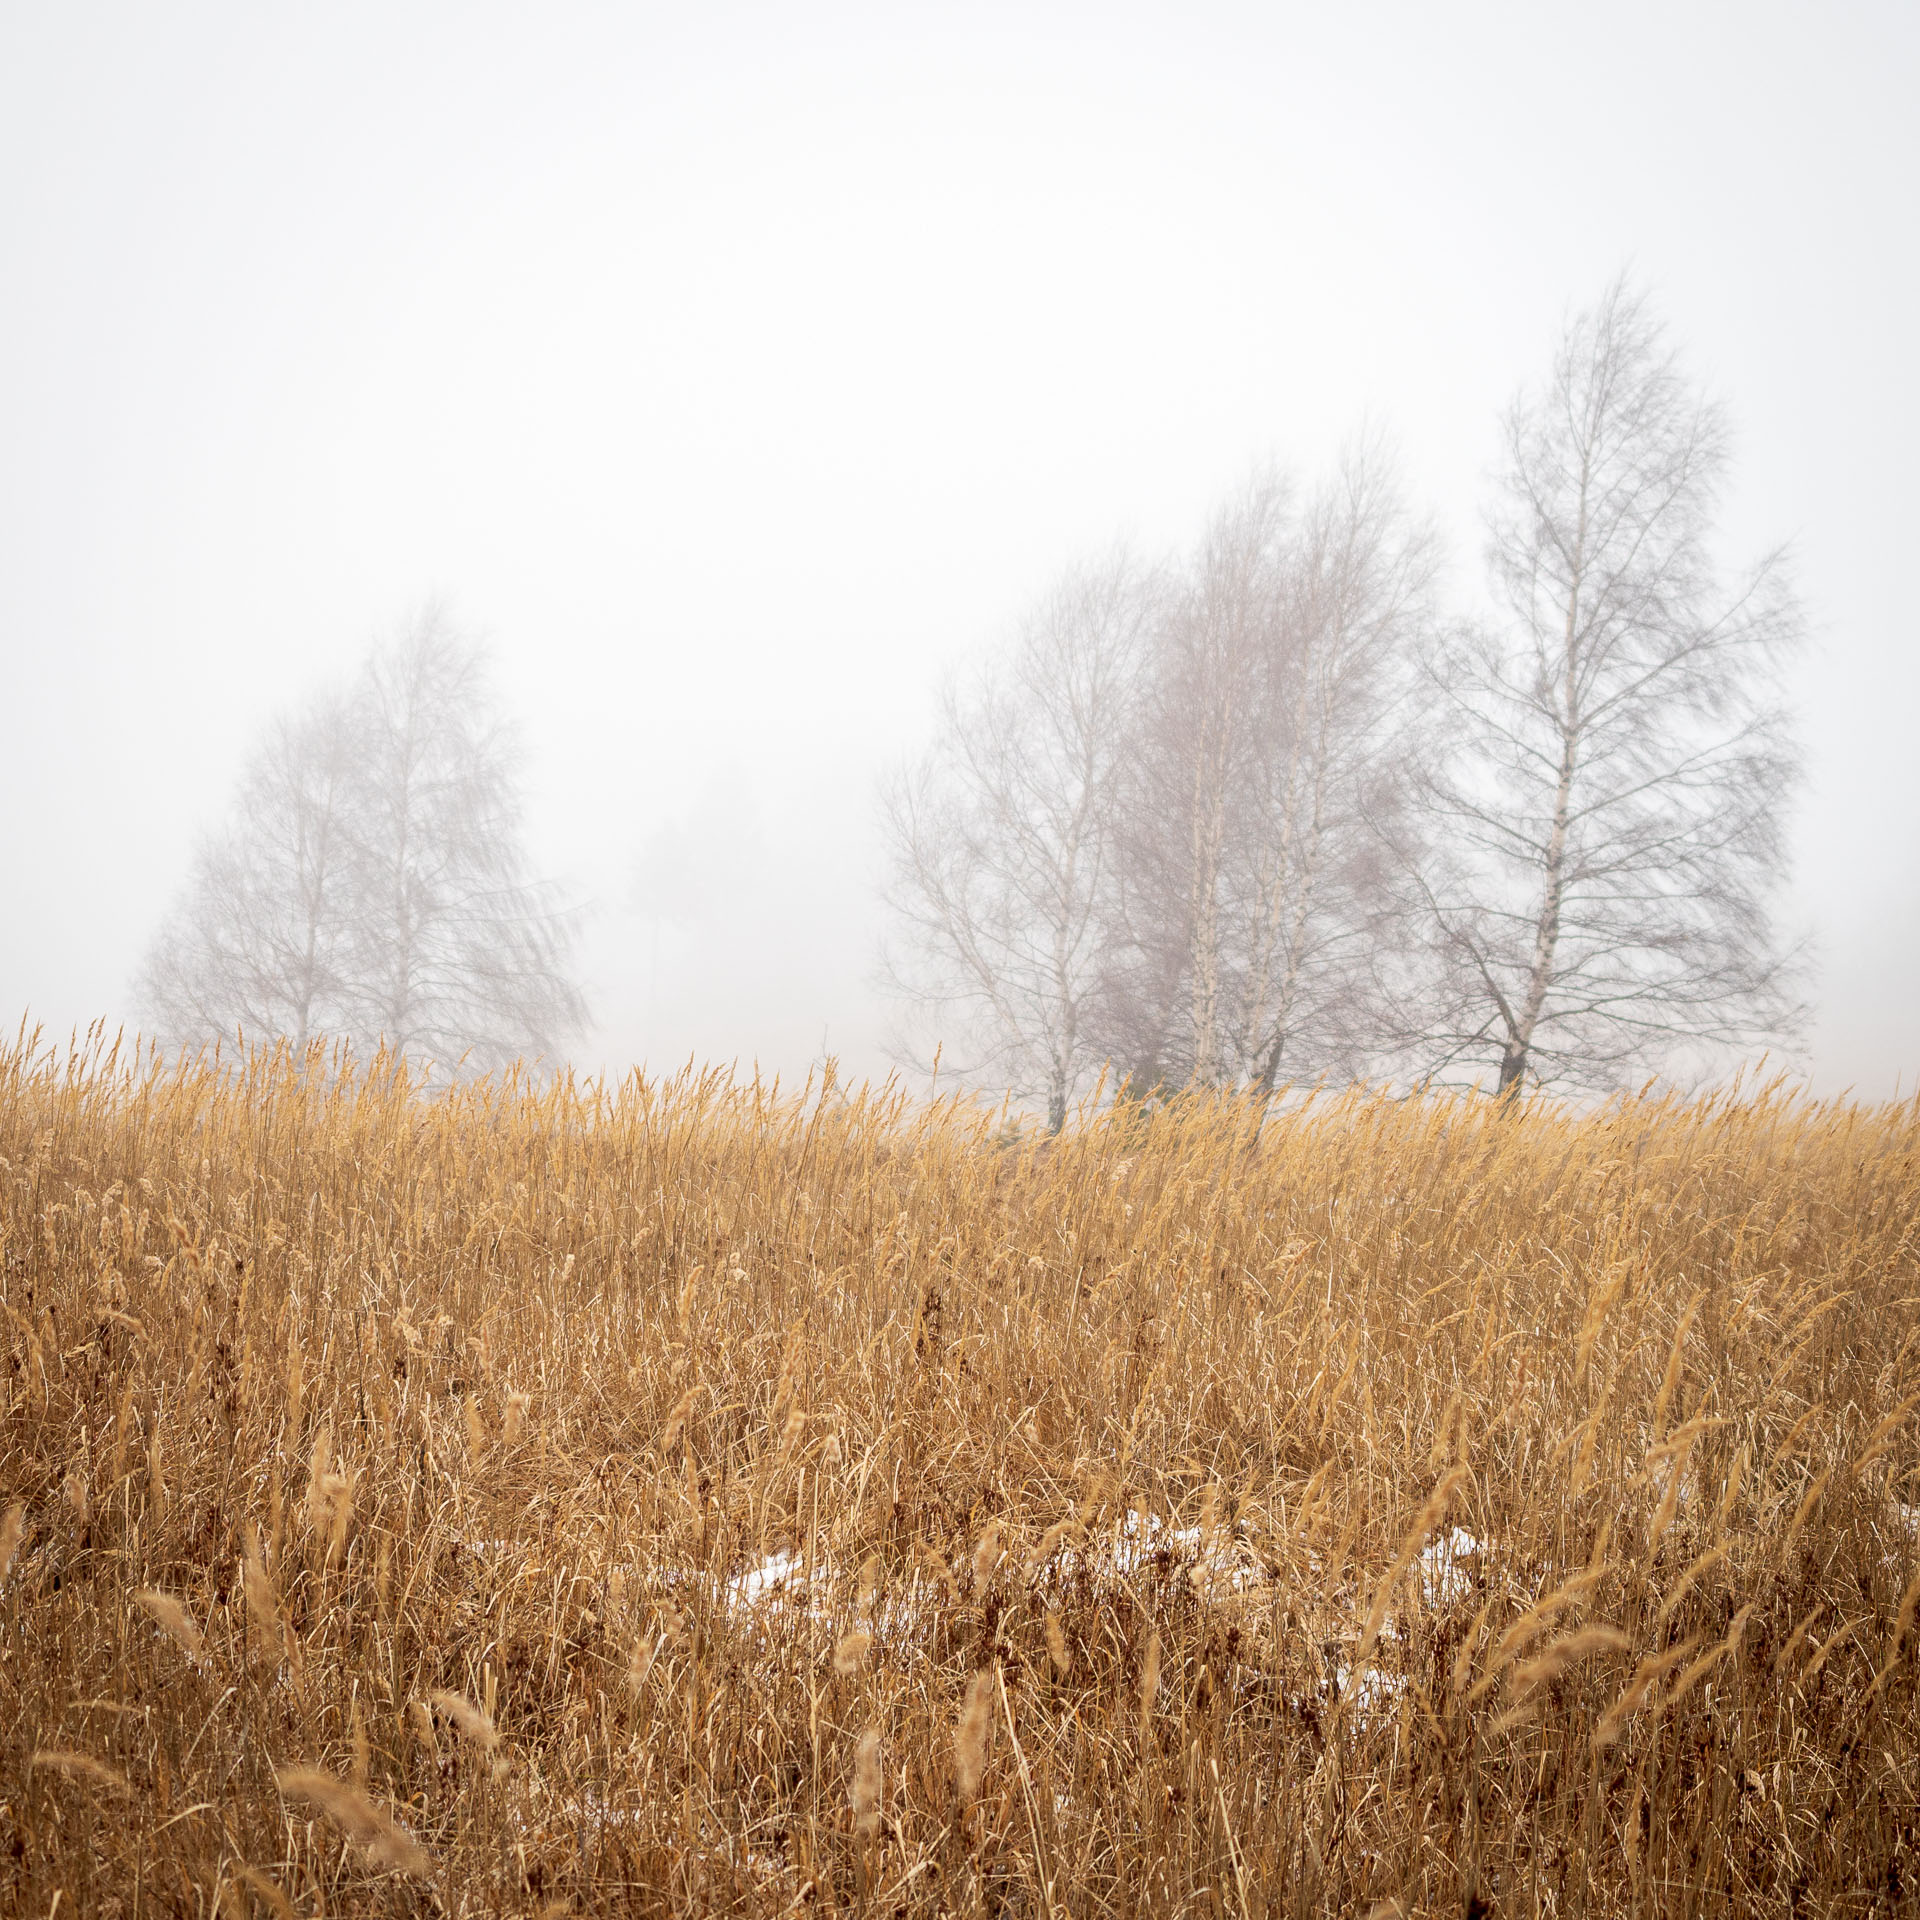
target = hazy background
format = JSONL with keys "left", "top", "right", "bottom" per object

{"left": 3, "top": 2, "right": 1915, "bottom": 1097}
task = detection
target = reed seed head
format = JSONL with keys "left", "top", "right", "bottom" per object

{"left": 954, "top": 1670, "right": 993, "bottom": 1800}
{"left": 133, "top": 1587, "right": 206, "bottom": 1663}
{"left": 850, "top": 1726, "right": 883, "bottom": 1834}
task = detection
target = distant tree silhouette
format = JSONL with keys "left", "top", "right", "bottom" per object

{"left": 883, "top": 440, "right": 1431, "bottom": 1119}
{"left": 138, "top": 610, "right": 585, "bottom": 1072}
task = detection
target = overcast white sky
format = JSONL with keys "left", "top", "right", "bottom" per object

{"left": 2, "top": 2, "right": 1915, "bottom": 1098}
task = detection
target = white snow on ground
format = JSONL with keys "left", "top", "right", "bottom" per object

{"left": 700, "top": 1514, "right": 1491, "bottom": 1729}
{"left": 555, "top": 1797, "right": 644, "bottom": 1829}
{"left": 1101, "top": 1511, "right": 1267, "bottom": 1591}
{"left": 1417, "top": 1527, "right": 1484, "bottom": 1608}
{"left": 725, "top": 1548, "right": 805, "bottom": 1608}
{"left": 712, "top": 1510, "right": 1268, "bottom": 1631}
{"left": 1334, "top": 1664, "right": 1409, "bottom": 1714}
{"left": 1025, "top": 1509, "right": 1270, "bottom": 1596}
{"left": 714, "top": 1517, "right": 1484, "bottom": 1626}
{"left": 715, "top": 1548, "right": 845, "bottom": 1635}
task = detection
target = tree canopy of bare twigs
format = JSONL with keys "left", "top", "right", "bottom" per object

{"left": 881, "top": 555, "right": 1152, "bottom": 1131}
{"left": 1103, "top": 449, "right": 1434, "bottom": 1098}
{"left": 1409, "top": 278, "right": 1806, "bottom": 1095}
{"left": 137, "top": 611, "right": 586, "bottom": 1073}
{"left": 884, "top": 445, "right": 1431, "bottom": 1121}
{"left": 883, "top": 282, "right": 1807, "bottom": 1112}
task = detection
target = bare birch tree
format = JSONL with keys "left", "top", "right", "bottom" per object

{"left": 1096, "top": 455, "right": 1429, "bottom": 1099}
{"left": 137, "top": 610, "right": 586, "bottom": 1071}
{"left": 1173, "top": 474, "right": 1292, "bottom": 1087}
{"left": 1228, "top": 440, "right": 1435, "bottom": 1098}
{"left": 137, "top": 694, "right": 361, "bottom": 1050}
{"left": 884, "top": 457, "right": 1435, "bottom": 1115}
{"left": 881, "top": 554, "right": 1152, "bottom": 1130}
{"left": 1097, "top": 474, "right": 1291, "bottom": 1094}
{"left": 1411, "top": 279, "right": 1805, "bottom": 1094}
{"left": 341, "top": 614, "right": 585, "bottom": 1069}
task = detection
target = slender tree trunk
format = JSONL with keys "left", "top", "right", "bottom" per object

{"left": 1046, "top": 788, "right": 1091, "bottom": 1135}
{"left": 1187, "top": 709, "right": 1232, "bottom": 1086}
{"left": 1240, "top": 685, "right": 1310, "bottom": 1071}
{"left": 1499, "top": 730, "right": 1574, "bottom": 1094}
{"left": 1499, "top": 475, "right": 1589, "bottom": 1099}
{"left": 1247, "top": 676, "right": 1333, "bottom": 1098}
{"left": 1249, "top": 869, "right": 1319, "bottom": 1103}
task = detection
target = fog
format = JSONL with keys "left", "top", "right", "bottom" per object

{"left": 3, "top": 3, "right": 1915, "bottom": 1097}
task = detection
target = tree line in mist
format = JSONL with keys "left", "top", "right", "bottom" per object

{"left": 882, "top": 279, "right": 1806, "bottom": 1124}
{"left": 134, "top": 278, "right": 1805, "bottom": 1107}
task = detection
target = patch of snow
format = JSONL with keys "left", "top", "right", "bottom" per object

{"left": 727, "top": 1549, "right": 805, "bottom": 1607}
{"left": 1334, "top": 1663, "right": 1408, "bottom": 1717}
{"left": 1417, "top": 1528, "right": 1483, "bottom": 1608}
{"left": 719, "top": 1549, "right": 843, "bottom": 1632}
{"left": 1054, "top": 1511, "right": 1269, "bottom": 1596}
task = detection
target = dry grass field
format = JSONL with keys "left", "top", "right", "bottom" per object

{"left": 2, "top": 1036, "right": 1918, "bottom": 1917}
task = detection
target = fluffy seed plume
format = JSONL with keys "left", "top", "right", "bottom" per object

{"left": 834, "top": 1628, "right": 872, "bottom": 1676}
{"left": 1355, "top": 1468, "right": 1467, "bottom": 1674}
{"left": 240, "top": 1524, "right": 284, "bottom": 1650}
{"left": 1591, "top": 1638, "right": 1704, "bottom": 1750}
{"left": 626, "top": 1634, "right": 659, "bottom": 1695}
{"left": 235, "top": 1868, "right": 296, "bottom": 1920}
{"left": 659, "top": 1385, "right": 697, "bottom": 1456}
{"left": 918, "top": 1541, "right": 956, "bottom": 1600}
{"left": 502, "top": 1390, "right": 530, "bottom": 1447}
{"left": 428, "top": 1688, "right": 500, "bottom": 1757}
{"left": 303, "top": 1414, "right": 334, "bottom": 1535}
{"left": 1491, "top": 1625, "right": 1632, "bottom": 1731}
{"left": 134, "top": 1587, "right": 207, "bottom": 1663}
{"left": 1490, "top": 1568, "right": 1607, "bottom": 1669}
{"left": 147, "top": 1424, "right": 167, "bottom": 1522}
{"left": 1510, "top": 1624, "right": 1631, "bottom": 1691}
{"left": 1199, "top": 1481, "right": 1224, "bottom": 1540}
{"left": 31, "top": 1750, "right": 131, "bottom": 1795}
{"left": 1023, "top": 1517, "right": 1075, "bottom": 1584}
{"left": 306, "top": 1468, "right": 355, "bottom": 1569}
{"left": 1044, "top": 1608, "right": 1070, "bottom": 1678}
{"left": 971, "top": 1520, "right": 1004, "bottom": 1587}
{"left": 953, "top": 1670, "right": 993, "bottom": 1800}
{"left": 1138, "top": 1631, "right": 1162, "bottom": 1745}
{"left": 1660, "top": 1606, "right": 1752, "bottom": 1714}
{"left": 850, "top": 1726, "right": 883, "bottom": 1835}
{"left": 0, "top": 1503, "right": 26, "bottom": 1584}
{"left": 275, "top": 1766, "right": 433, "bottom": 1879}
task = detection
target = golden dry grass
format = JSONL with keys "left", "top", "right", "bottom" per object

{"left": 2, "top": 1034, "right": 1918, "bottom": 1916}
